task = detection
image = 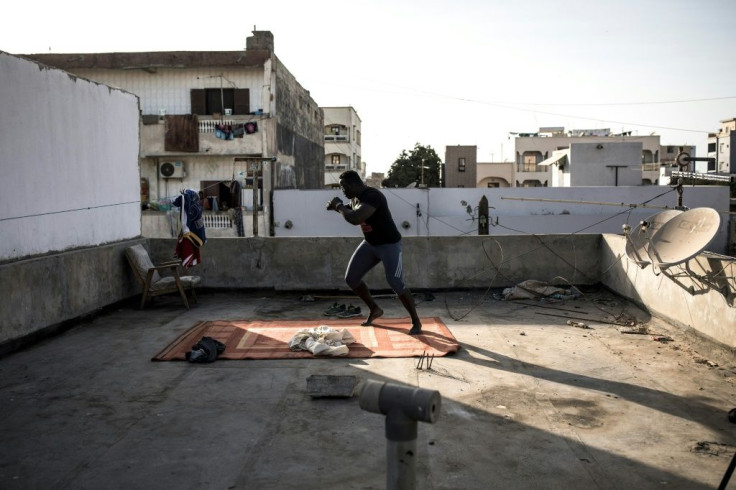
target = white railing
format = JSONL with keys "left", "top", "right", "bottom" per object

{"left": 672, "top": 171, "right": 732, "bottom": 183}
{"left": 203, "top": 214, "right": 232, "bottom": 228}
{"left": 199, "top": 120, "right": 235, "bottom": 133}
{"left": 324, "top": 134, "right": 349, "bottom": 142}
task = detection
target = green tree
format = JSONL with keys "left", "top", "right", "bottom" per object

{"left": 382, "top": 143, "right": 442, "bottom": 188}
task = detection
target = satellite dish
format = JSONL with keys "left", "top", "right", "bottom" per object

{"left": 646, "top": 207, "right": 720, "bottom": 268}
{"left": 625, "top": 209, "right": 683, "bottom": 267}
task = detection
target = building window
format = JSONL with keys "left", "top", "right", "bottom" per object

{"left": 190, "top": 88, "right": 250, "bottom": 116}
{"left": 332, "top": 126, "right": 340, "bottom": 135}
{"left": 331, "top": 155, "right": 340, "bottom": 165}
{"left": 487, "top": 182, "right": 500, "bottom": 188}
{"left": 458, "top": 157, "right": 466, "bottom": 172}
{"left": 708, "top": 142, "right": 716, "bottom": 152}
{"left": 522, "top": 154, "right": 537, "bottom": 172}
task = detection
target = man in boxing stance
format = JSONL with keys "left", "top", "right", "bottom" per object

{"left": 326, "top": 170, "right": 422, "bottom": 335}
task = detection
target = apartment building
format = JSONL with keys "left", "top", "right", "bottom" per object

{"left": 444, "top": 145, "right": 478, "bottom": 187}
{"left": 514, "top": 127, "right": 662, "bottom": 186}
{"left": 323, "top": 107, "right": 362, "bottom": 188}
{"left": 709, "top": 118, "right": 736, "bottom": 174}
{"left": 26, "top": 31, "right": 324, "bottom": 235}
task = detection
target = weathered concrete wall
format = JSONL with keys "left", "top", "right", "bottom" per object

{"left": 600, "top": 234, "right": 736, "bottom": 348}
{"left": 6, "top": 234, "right": 734, "bottom": 353}
{"left": 0, "top": 239, "right": 144, "bottom": 349}
{"left": 5, "top": 235, "right": 597, "bottom": 349}
{"left": 273, "top": 57, "right": 324, "bottom": 189}
{"left": 146, "top": 235, "right": 602, "bottom": 290}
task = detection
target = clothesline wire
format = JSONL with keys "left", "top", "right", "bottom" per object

{"left": 0, "top": 200, "right": 141, "bottom": 222}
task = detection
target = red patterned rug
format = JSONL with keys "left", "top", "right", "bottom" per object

{"left": 152, "top": 317, "right": 460, "bottom": 361}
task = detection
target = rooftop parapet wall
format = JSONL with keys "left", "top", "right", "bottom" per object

{"left": 601, "top": 234, "right": 736, "bottom": 348}
{"left": 145, "top": 235, "right": 602, "bottom": 291}
{"left": 3, "top": 234, "right": 734, "bottom": 354}
{"left": 0, "top": 235, "right": 599, "bottom": 350}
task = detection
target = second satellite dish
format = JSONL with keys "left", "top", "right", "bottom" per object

{"left": 646, "top": 207, "right": 721, "bottom": 268}
{"left": 625, "top": 209, "right": 683, "bottom": 267}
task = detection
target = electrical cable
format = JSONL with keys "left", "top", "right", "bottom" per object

{"left": 439, "top": 188, "right": 677, "bottom": 322}
{"left": 316, "top": 77, "right": 726, "bottom": 134}
{"left": 0, "top": 200, "right": 141, "bottom": 222}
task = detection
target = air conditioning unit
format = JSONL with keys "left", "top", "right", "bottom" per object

{"left": 160, "top": 161, "right": 186, "bottom": 179}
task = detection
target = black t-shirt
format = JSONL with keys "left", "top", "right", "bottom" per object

{"left": 350, "top": 187, "right": 401, "bottom": 245}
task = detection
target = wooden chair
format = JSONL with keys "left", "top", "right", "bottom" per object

{"left": 125, "top": 244, "right": 201, "bottom": 310}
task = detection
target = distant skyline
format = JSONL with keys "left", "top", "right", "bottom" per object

{"left": 4, "top": 0, "right": 735, "bottom": 175}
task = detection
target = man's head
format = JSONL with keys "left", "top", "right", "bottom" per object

{"left": 339, "top": 170, "right": 365, "bottom": 199}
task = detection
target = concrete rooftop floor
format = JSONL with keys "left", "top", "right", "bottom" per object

{"left": 2, "top": 288, "right": 736, "bottom": 489}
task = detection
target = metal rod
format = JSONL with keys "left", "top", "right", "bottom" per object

{"left": 252, "top": 164, "right": 259, "bottom": 236}
{"left": 500, "top": 196, "right": 675, "bottom": 209}
{"left": 535, "top": 312, "right": 602, "bottom": 322}
{"left": 500, "top": 196, "right": 734, "bottom": 214}
{"left": 516, "top": 301, "right": 591, "bottom": 314}
{"left": 416, "top": 351, "right": 426, "bottom": 370}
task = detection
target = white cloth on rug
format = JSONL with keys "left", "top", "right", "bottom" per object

{"left": 288, "top": 325, "right": 357, "bottom": 356}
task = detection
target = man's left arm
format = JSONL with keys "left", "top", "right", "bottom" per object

{"left": 336, "top": 201, "right": 375, "bottom": 225}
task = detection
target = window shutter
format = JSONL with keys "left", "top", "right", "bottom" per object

{"left": 190, "top": 89, "right": 206, "bottom": 115}
{"left": 234, "top": 89, "right": 250, "bottom": 115}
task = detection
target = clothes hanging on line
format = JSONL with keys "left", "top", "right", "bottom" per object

{"left": 172, "top": 189, "right": 206, "bottom": 268}
{"left": 215, "top": 123, "right": 235, "bottom": 140}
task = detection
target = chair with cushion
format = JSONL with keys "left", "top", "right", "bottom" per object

{"left": 125, "top": 244, "right": 201, "bottom": 310}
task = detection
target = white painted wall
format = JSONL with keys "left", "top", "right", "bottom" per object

{"left": 569, "top": 142, "right": 642, "bottom": 186}
{"left": 273, "top": 186, "right": 731, "bottom": 253}
{"left": 0, "top": 53, "right": 141, "bottom": 262}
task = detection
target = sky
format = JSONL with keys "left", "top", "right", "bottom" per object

{"left": 4, "top": 0, "right": 736, "bottom": 175}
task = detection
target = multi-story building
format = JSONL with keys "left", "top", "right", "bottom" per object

{"left": 26, "top": 31, "right": 324, "bottom": 235}
{"left": 543, "top": 142, "right": 644, "bottom": 187}
{"left": 444, "top": 145, "right": 478, "bottom": 187}
{"left": 445, "top": 145, "right": 512, "bottom": 188}
{"left": 514, "top": 127, "right": 662, "bottom": 186}
{"left": 709, "top": 118, "right": 736, "bottom": 174}
{"left": 323, "top": 107, "right": 362, "bottom": 188}
{"left": 364, "top": 172, "right": 385, "bottom": 188}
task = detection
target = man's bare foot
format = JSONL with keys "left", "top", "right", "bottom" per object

{"left": 409, "top": 322, "right": 422, "bottom": 335}
{"left": 361, "top": 306, "right": 384, "bottom": 326}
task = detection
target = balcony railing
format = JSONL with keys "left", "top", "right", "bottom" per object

{"left": 516, "top": 165, "right": 549, "bottom": 173}
{"left": 199, "top": 120, "right": 236, "bottom": 133}
{"left": 203, "top": 213, "right": 232, "bottom": 228}
{"left": 324, "top": 134, "right": 349, "bottom": 142}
